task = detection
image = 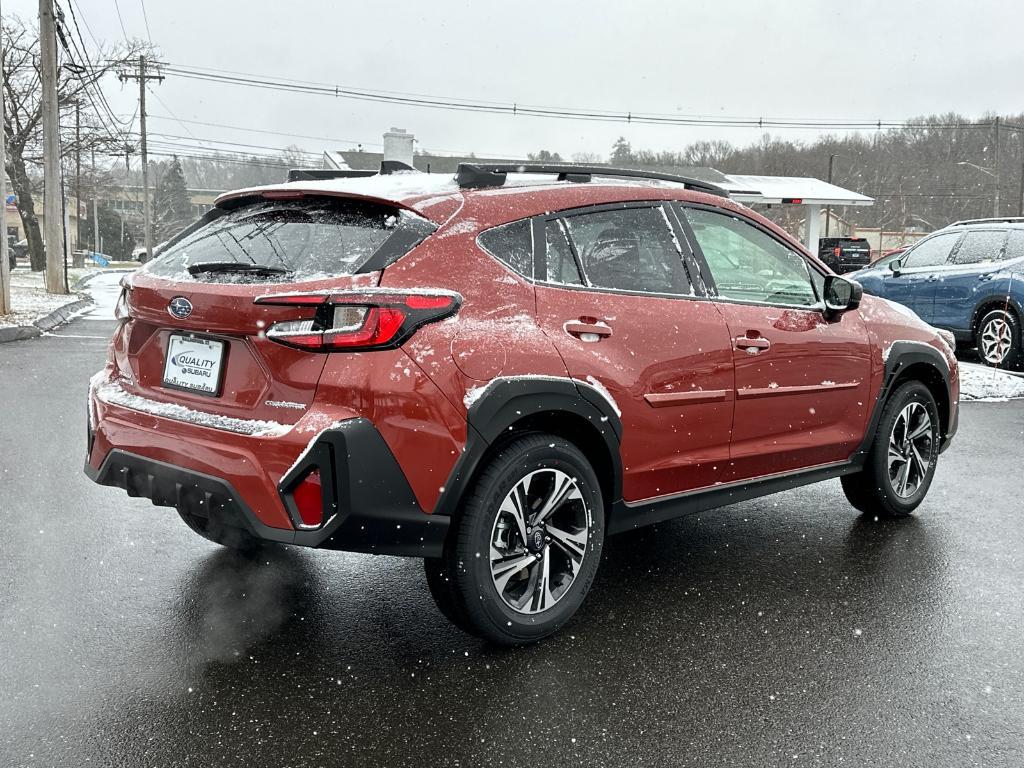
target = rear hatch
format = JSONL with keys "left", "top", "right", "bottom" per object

{"left": 112, "top": 196, "right": 435, "bottom": 428}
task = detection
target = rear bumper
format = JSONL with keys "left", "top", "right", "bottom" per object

{"left": 86, "top": 378, "right": 449, "bottom": 557}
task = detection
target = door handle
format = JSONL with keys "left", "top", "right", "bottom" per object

{"left": 565, "top": 319, "right": 613, "bottom": 341}
{"left": 978, "top": 273, "right": 994, "bottom": 282}
{"left": 925, "top": 275, "right": 938, "bottom": 282}
{"left": 734, "top": 334, "right": 770, "bottom": 353}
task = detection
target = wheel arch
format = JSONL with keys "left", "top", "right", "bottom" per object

{"left": 971, "top": 294, "right": 1023, "bottom": 335}
{"left": 878, "top": 343, "right": 953, "bottom": 443}
{"left": 432, "top": 377, "right": 623, "bottom": 522}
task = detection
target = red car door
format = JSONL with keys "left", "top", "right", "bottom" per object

{"left": 533, "top": 203, "right": 735, "bottom": 502}
{"left": 678, "top": 205, "right": 873, "bottom": 481}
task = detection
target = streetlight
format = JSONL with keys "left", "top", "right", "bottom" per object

{"left": 957, "top": 161, "right": 999, "bottom": 217}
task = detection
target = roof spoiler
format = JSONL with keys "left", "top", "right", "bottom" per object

{"left": 287, "top": 161, "right": 417, "bottom": 182}
{"left": 455, "top": 163, "right": 729, "bottom": 197}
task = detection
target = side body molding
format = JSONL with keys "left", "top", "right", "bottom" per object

{"left": 433, "top": 376, "right": 624, "bottom": 518}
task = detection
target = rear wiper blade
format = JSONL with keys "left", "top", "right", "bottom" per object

{"left": 187, "top": 262, "right": 290, "bottom": 277}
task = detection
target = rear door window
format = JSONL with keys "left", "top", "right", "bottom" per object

{"left": 146, "top": 199, "right": 435, "bottom": 282}
{"left": 544, "top": 220, "right": 584, "bottom": 285}
{"left": 950, "top": 230, "right": 1007, "bottom": 265}
{"left": 1005, "top": 230, "right": 1024, "bottom": 261}
{"left": 561, "top": 206, "right": 691, "bottom": 295}
{"left": 902, "top": 232, "right": 961, "bottom": 268}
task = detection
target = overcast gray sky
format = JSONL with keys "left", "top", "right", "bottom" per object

{"left": 7, "top": 0, "right": 1024, "bottom": 161}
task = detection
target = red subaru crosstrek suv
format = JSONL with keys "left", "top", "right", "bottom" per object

{"left": 86, "top": 163, "right": 959, "bottom": 645}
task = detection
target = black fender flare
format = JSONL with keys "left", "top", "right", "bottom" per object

{"left": 853, "top": 341, "right": 954, "bottom": 461}
{"left": 971, "top": 290, "right": 1023, "bottom": 333}
{"left": 432, "top": 376, "right": 624, "bottom": 518}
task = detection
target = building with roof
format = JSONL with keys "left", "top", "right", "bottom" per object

{"left": 321, "top": 130, "right": 876, "bottom": 257}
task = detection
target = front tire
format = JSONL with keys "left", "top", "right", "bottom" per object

{"left": 427, "top": 434, "right": 605, "bottom": 645}
{"left": 975, "top": 308, "right": 1022, "bottom": 370}
{"left": 841, "top": 380, "right": 940, "bottom": 517}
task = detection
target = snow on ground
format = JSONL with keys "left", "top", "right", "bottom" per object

{"left": 0, "top": 269, "right": 87, "bottom": 328}
{"left": 958, "top": 362, "right": 1024, "bottom": 402}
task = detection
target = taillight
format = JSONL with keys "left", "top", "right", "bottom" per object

{"left": 114, "top": 288, "right": 130, "bottom": 321}
{"left": 255, "top": 289, "right": 461, "bottom": 352}
{"left": 292, "top": 469, "right": 323, "bottom": 528}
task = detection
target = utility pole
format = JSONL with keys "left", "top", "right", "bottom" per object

{"left": 1019, "top": 156, "right": 1024, "bottom": 217}
{"left": 0, "top": 15, "right": 11, "bottom": 317}
{"left": 39, "top": 0, "right": 67, "bottom": 294}
{"left": 91, "top": 147, "right": 99, "bottom": 254}
{"left": 74, "top": 101, "right": 83, "bottom": 267}
{"left": 993, "top": 116, "right": 1001, "bottom": 218}
{"left": 119, "top": 56, "right": 163, "bottom": 261}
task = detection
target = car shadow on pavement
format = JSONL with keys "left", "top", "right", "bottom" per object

{"left": 83, "top": 496, "right": 950, "bottom": 767}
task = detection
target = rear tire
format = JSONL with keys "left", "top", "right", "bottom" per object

{"left": 841, "top": 380, "right": 940, "bottom": 517}
{"left": 428, "top": 434, "right": 605, "bottom": 645}
{"left": 975, "top": 308, "right": 1022, "bottom": 370}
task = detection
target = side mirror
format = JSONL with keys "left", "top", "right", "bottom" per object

{"left": 889, "top": 258, "right": 902, "bottom": 276}
{"left": 823, "top": 275, "right": 863, "bottom": 317}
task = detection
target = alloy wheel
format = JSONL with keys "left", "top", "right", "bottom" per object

{"left": 886, "top": 401, "right": 934, "bottom": 499}
{"left": 980, "top": 315, "right": 1012, "bottom": 365}
{"left": 489, "top": 468, "right": 591, "bottom": 614}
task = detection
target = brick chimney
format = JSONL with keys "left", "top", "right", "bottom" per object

{"left": 382, "top": 127, "right": 415, "bottom": 168}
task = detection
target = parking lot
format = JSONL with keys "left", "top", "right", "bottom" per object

{"left": 2, "top": 288, "right": 1022, "bottom": 767}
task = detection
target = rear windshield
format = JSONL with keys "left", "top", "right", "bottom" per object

{"left": 144, "top": 199, "right": 435, "bottom": 282}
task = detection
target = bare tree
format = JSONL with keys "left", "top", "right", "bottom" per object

{"left": 2, "top": 14, "right": 147, "bottom": 270}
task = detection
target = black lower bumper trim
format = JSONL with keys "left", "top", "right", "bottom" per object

{"left": 86, "top": 419, "right": 449, "bottom": 558}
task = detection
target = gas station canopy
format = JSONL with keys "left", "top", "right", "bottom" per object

{"left": 718, "top": 174, "right": 874, "bottom": 255}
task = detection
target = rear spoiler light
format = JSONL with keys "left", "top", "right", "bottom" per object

{"left": 255, "top": 289, "right": 461, "bottom": 352}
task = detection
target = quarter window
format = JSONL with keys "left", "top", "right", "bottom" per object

{"left": 561, "top": 206, "right": 691, "bottom": 294}
{"left": 902, "top": 232, "right": 961, "bottom": 268}
{"left": 478, "top": 219, "right": 533, "bottom": 277}
{"left": 683, "top": 208, "right": 818, "bottom": 306}
{"left": 950, "top": 230, "right": 1006, "bottom": 265}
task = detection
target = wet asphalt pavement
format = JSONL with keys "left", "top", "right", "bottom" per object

{"left": 2, "top": 273, "right": 1023, "bottom": 767}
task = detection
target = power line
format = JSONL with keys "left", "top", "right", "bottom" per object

{"left": 59, "top": 1, "right": 135, "bottom": 137}
{"left": 111, "top": 0, "right": 130, "bottom": 42}
{"left": 147, "top": 135, "right": 321, "bottom": 159}
{"left": 159, "top": 62, "right": 1024, "bottom": 133}
{"left": 147, "top": 114, "right": 381, "bottom": 148}
{"left": 138, "top": 0, "right": 152, "bottom": 44}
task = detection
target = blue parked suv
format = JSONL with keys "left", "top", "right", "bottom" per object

{"left": 853, "top": 218, "right": 1024, "bottom": 369}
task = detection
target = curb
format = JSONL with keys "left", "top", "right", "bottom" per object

{"left": 0, "top": 295, "right": 94, "bottom": 344}
{"left": 73, "top": 268, "right": 135, "bottom": 291}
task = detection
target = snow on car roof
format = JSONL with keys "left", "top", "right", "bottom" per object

{"left": 214, "top": 170, "right": 721, "bottom": 223}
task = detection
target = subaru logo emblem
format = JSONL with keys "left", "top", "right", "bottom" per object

{"left": 168, "top": 296, "right": 193, "bottom": 319}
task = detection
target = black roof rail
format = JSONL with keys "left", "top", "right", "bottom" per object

{"left": 288, "top": 161, "right": 419, "bottom": 182}
{"left": 949, "top": 216, "right": 1024, "bottom": 226}
{"left": 455, "top": 163, "right": 729, "bottom": 197}
{"left": 287, "top": 168, "right": 376, "bottom": 182}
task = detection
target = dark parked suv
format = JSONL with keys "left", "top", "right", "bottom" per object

{"left": 86, "top": 164, "right": 959, "bottom": 644}
{"left": 818, "top": 236, "right": 871, "bottom": 273}
{"left": 852, "top": 217, "right": 1024, "bottom": 368}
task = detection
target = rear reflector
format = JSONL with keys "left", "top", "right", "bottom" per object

{"left": 292, "top": 469, "right": 323, "bottom": 528}
{"left": 258, "top": 289, "right": 461, "bottom": 352}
